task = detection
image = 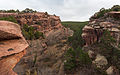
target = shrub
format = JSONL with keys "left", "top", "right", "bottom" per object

{"left": 22, "top": 24, "right": 44, "bottom": 40}
{"left": 34, "top": 31, "right": 44, "bottom": 39}
{"left": 22, "top": 29, "right": 30, "bottom": 40}
{"left": 100, "top": 30, "right": 116, "bottom": 46}
{"left": 96, "top": 30, "right": 120, "bottom": 71}
{"left": 35, "top": 21, "right": 42, "bottom": 25}
{"left": 95, "top": 8, "right": 111, "bottom": 18}
{"left": 111, "top": 5, "right": 120, "bottom": 11}
{"left": 0, "top": 16, "right": 17, "bottom": 23}
{"left": 64, "top": 47, "right": 92, "bottom": 71}
{"left": 22, "top": 8, "right": 37, "bottom": 13}
{"left": 93, "top": 5, "right": 120, "bottom": 19}
{"left": 68, "top": 30, "right": 85, "bottom": 49}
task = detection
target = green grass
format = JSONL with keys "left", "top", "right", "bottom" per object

{"left": 62, "top": 21, "right": 88, "bottom": 31}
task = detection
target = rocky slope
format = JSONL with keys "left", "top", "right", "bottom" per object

{"left": 0, "top": 11, "right": 74, "bottom": 75}
{"left": 82, "top": 11, "right": 120, "bottom": 75}
{"left": 14, "top": 27, "right": 73, "bottom": 75}
{"left": 82, "top": 11, "right": 120, "bottom": 47}
{"left": 0, "top": 21, "right": 28, "bottom": 75}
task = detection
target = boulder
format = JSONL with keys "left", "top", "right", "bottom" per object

{"left": 0, "top": 21, "right": 28, "bottom": 75}
{"left": 88, "top": 50, "right": 95, "bottom": 58}
{"left": 106, "top": 66, "right": 119, "bottom": 75}
{"left": 93, "top": 54, "right": 108, "bottom": 68}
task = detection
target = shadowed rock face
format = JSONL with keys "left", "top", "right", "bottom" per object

{"left": 108, "top": 11, "right": 120, "bottom": 19}
{"left": 82, "top": 14, "right": 120, "bottom": 46}
{"left": 0, "top": 21, "right": 28, "bottom": 75}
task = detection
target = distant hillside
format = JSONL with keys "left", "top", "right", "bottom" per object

{"left": 62, "top": 21, "right": 88, "bottom": 31}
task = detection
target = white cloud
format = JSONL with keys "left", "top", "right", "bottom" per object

{"left": 0, "top": 0, "right": 120, "bottom": 21}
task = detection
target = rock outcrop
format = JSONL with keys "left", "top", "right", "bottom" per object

{"left": 0, "top": 21, "right": 28, "bottom": 75}
{"left": 106, "top": 66, "right": 119, "bottom": 75}
{"left": 82, "top": 11, "right": 120, "bottom": 46}
{"left": 93, "top": 54, "right": 108, "bottom": 68}
{"left": 0, "top": 12, "right": 62, "bottom": 34}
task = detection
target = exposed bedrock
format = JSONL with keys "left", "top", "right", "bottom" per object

{"left": 0, "top": 21, "right": 28, "bottom": 75}
{"left": 82, "top": 11, "right": 120, "bottom": 46}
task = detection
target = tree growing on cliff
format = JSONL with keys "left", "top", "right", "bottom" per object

{"left": 22, "top": 8, "right": 37, "bottom": 13}
{"left": 64, "top": 47, "right": 92, "bottom": 72}
{"left": 111, "top": 5, "right": 120, "bottom": 11}
{"left": 22, "top": 24, "right": 44, "bottom": 40}
{"left": 93, "top": 5, "right": 120, "bottom": 19}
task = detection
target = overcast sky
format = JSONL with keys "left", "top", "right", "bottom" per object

{"left": 0, "top": 0, "right": 120, "bottom": 21}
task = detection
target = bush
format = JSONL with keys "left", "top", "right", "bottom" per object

{"left": 22, "top": 24, "right": 44, "bottom": 40}
{"left": 94, "top": 5, "right": 120, "bottom": 19}
{"left": 95, "top": 8, "right": 111, "bottom": 18}
{"left": 34, "top": 31, "right": 44, "bottom": 39}
{"left": 62, "top": 22, "right": 88, "bottom": 49}
{"left": 0, "top": 9, "right": 20, "bottom": 13}
{"left": 22, "top": 8, "right": 37, "bottom": 13}
{"left": 96, "top": 30, "right": 120, "bottom": 71}
{"left": 111, "top": 5, "right": 120, "bottom": 11}
{"left": 68, "top": 30, "right": 85, "bottom": 49}
{"left": 0, "top": 16, "right": 17, "bottom": 23}
{"left": 64, "top": 47, "right": 92, "bottom": 71}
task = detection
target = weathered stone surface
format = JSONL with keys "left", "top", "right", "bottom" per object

{"left": 93, "top": 54, "right": 108, "bottom": 68}
{"left": 46, "top": 27, "right": 73, "bottom": 45}
{"left": 0, "top": 21, "right": 28, "bottom": 75}
{"left": 108, "top": 11, "right": 120, "bottom": 19}
{"left": 0, "top": 12, "right": 62, "bottom": 33}
{"left": 82, "top": 18, "right": 120, "bottom": 46}
{"left": 82, "top": 25, "right": 98, "bottom": 46}
{"left": 88, "top": 50, "right": 95, "bottom": 58}
{"left": 106, "top": 66, "right": 119, "bottom": 75}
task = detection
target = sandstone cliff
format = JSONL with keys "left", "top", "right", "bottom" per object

{"left": 82, "top": 11, "right": 120, "bottom": 75}
{"left": 82, "top": 11, "right": 120, "bottom": 46}
{"left": 0, "top": 12, "right": 62, "bottom": 34}
{"left": 0, "top": 21, "right": 28, "bottom": 75}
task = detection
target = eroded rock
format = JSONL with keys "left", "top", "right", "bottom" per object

{"left": 0, "top": 12, "right": 62, "bottom": 34}
{"left": 106, "top": 66, "right": 119, "bottom": 75}
{"left": 0, "top": 21, "right": 28, "bottom": 75}
{"left": 93, "top": 54, "right": 108, "bottom": 68}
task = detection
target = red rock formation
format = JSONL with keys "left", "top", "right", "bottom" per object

{"left": 0, "top": 12, "right": 62, "bottom": 33}
{"left": 0, "top": 21, "right": 28, "bottom": 75}
{"left": 108, "top": 11, "right": 120, "bottom": 18}
{"left": 82, "top": 26, "right": 98, "bottom": 46}
{"left": 82, "top": 18, "right": 120, "bottom": 46}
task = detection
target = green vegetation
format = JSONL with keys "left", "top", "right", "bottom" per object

{"left": 62, "top": 22, "right": 92, "bottom": 72}
{"left": 62, "top": 21, "right": 88, "bottom": 32}
{"left": 64, "top": 48, "right": 92, "bottom": 72}
{"left": 21, "top": 8, "right": 37, "bottom": 13}
{"left": 22, "top": 24, "right": 44, "bottom": 40}
{"left": 0, "top": 8, "right": 37, "bottom": 13}
{"left": 0, "top": 16, "right": 17, "bottom": 23}
{"left": 62, "top": 21, "right": 88, "bottom": 49}
{"left": 0, "top": 9, "right": 20, "bottom": 13}
{"left": 34, "top": 31, "right": 44, "bottom": 39}
{"left": 94, "top": 30, "right": 120, "bottom": 71}
{"left": 94, "top": 5, "right": 120, "bottom": 18}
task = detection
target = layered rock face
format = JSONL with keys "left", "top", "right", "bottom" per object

{"left": 82, "top": 11, "right": 120, "bottom": 46}
{"left": 108, "top": 11, "right": 120, "bottom": 19}
{"left": 0, "top": 21, "right": 28, "bottom": 75}
{"left": 0, "top": 12, "right": 62, "bottom": 33}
